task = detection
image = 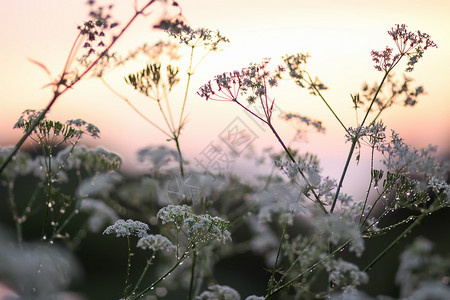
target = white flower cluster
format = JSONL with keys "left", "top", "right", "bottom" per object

{"left": 103, "top": 219, "right": 149, "bottom": 238}
{"left": 427, "top": 177, "right": 450, "bottom": 203}
{"left": 157, "top": 205, "right": 231, "bottom": 244}
{"left": 345, "top": 122, "right": 386, "bottom": 145}
{"left": 197, "top": 284, "right": 240, "bottom": 300}
{"left": 250, "top": 182, "right": 306, "bottom": 225}
{"left": 316, "top": 214, "right": 364, "bottom": 257}
{"left": 326, "top": 258, "right": 368, "bottom": 290}
{"left": 137, "top": 234, "right": 175, "bottom": 252}
{"left": 58, "top": 145, "right": 122, "bottom": 173}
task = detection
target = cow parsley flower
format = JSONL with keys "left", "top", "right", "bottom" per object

{"left": 371, "top": 24, "right": 436, "bottom": 72}
{"left": 103, "top": 219, "right": 149, "bottom": 238}
{"left": 137, "top": 234, "right": 175, "bottom": 252}
{"left": 326, "top": 258, "right": 368, "bottom": 291}
{"left": 197, "top": 284, "right": 240, "bottom": 300}
{"left": 157, "top": 205, "right": 231, "bottom": 243}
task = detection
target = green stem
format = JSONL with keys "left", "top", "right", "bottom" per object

{"left": 174, "top": 135, "right": 185, "bottom": 177}
{"left": 178, "top": 46, "right": 195, "bottom": 133}
{"left": 359, "top": 145, "right": 375, "bottom": 224}
{"left": 42, "top": 146, "right": 53, "bottom": 240}
{"left": 330, "top": 70, "right": 391, "bottom": 213}
{"left": 132, "top": 254, "right": 155, "bottom": 296}
{"left": 101, "top": 77, "right": 172, "bottom": 137}
{"left": 267, "top": 122, "right": 328, "bottom": 214}
{"left": 306, "top": 72, "right": 348, "bottom": 134}
{"left": 363, "top": 211, "right": 427, "bottom": 272}
{"left": 124, "top": 236, "right": 134, "bottom": 298}
{"left": 267, "top": 223, "right": 288, "bottom": 298}
{"left": 188, "top": 250, "right": 197, "bottom": 300}
{"left": 131, "top": 249, "right": 190, "bottom": 299}
{"left": 265, "top": 240, "right": 350, "bottom": 299}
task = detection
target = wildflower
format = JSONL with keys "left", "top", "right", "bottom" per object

{"left": 326, "top": 258, "right": 368, "bottom": 290}
{"left": 103, "top": 219, "right": 149, "bottom": 238}
{"left": 13, "top": 110, "right": 100, "bottom": 149}
{"left": 157, "top": 204, "right": 192, "bottom": 227}
{"left": 316, "top": 214, "right": 364, "bottom": 257}
{"left": 197, "top": 284, "right": 240, "bottom": 300}
{"left": 137, "top": 234, "right": 175, "bottom": 252}
{"left": 250, "top": 182, "right": 306, "bottom": 225}
{"left": 198, "top": 59, "right": 280, "bottom": 109}
{"left": 157, "top": 205, "right": 231, "bottom": 243}
{"left": 371, "top": 24, "right": 436, "bottom": 72}
{"left": 165, "top": 22, "right": 229, "bottom": 51}
{"left": 345, "top": 122, "right": 386, "bottom": 146}
{"left": 57, "top": 146, "right": 122, "bottom": 173}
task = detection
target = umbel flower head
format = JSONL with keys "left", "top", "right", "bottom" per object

{"left": 371, "top": 24, "right": 437, "bottom": 72}
{"left": 137, "top": 234, "right": 175, "bottom": 252}
{"left": 13, "top": 109, "right": 100, "bottom": 148}
{"left": 198, "top": 58, "right": 282, "bottom": 104}
{"left": 103, "top": 219, "right": 149, "bottom": 238}
{"left": 157, "top": 205, "right": 231, "bottom": 244}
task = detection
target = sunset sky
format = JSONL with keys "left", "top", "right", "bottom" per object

{"left": 1, "top": 0, "right": 449, "bottom": 194}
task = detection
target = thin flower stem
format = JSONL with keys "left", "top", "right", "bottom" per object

{"left": 177, "top": 46, "right": 195, "bottom": 134}
{"left": 124, "top": 236, "right": 134, "bottom": 297}
{"left": 42, "top": 146, "right": 53, "bottom": 240}
{"left": 188, "top": 250, "right": 197, "bottom": 300}
{"left": 267, "top": 122, "right": 328, "bottom": 214}
{"left": 330, "top": 69, "right": 391, "bottom": 213}
{"left": 157, "top": 99, "right": 175, "bottom": 133}
{"left": 305, "top": 72, "right": 348, "bottom": 134}
{"left": 363, "top": 211, "right": 428, "bottom": 272}
{"left": 267, "top": 223, "right": 288, "bottom": 296}
{"left": 265, "top": 240, "right": 351, "bottom": 299}
{"left": 0, "top": 0, "right": 157, "bottom": 176}
{"left": 100, "top": 77, "right": 172, "bottom": 137}
{"left": 131, "top": 247, "right": 192, "bottom": 299}
{"left": 131, "top": 254, "right": 155, "bottom": 296}
{"left": 359, "top": 145, "right": 376, "bottom": 224}
{"left": 163, "top": 85, "right": 176, "bottom": 132}
{"left": 174, "top": 135, "right": 185, "bottom": 177}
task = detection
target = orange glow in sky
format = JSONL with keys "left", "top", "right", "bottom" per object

{"left": 1, "top": 0, "right": 449, "bottom": 194}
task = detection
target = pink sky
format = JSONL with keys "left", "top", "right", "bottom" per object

{"left": 1, "top": 0, "right": 449, "bottom": 194}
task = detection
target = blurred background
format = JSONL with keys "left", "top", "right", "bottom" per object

{"left": 1, "top": 0, "right": 449, "bottom": 299}
{"left": 1, "top": 0, "right": 449, "bottom": 188}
